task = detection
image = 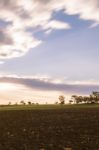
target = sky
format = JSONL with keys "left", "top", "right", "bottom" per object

{"left": 0, "top": 0, "right": 99, "bottom": 104}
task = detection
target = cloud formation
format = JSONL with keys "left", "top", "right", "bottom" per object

{"left": 0, "top": 0, "right": 99, "bottom": 59}
{"left": 0, "top": 0, "right": 70, "bottom": 59}
{"left": 0, "top": 75, "right": 99, "bottom": 95}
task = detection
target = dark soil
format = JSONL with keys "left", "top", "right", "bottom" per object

{"left": 0, "top": 108, "right": 99, "bottom": 150}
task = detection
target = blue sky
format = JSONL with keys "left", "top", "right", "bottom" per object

{"left": 0, "top": 0, "right": 99, "bottom": 104}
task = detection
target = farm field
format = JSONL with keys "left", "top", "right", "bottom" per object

{"left": 0, "top": 106, "right": 99, "bottom": 150}
{"left": 0, "top": 104, "right": 99, "bottom": 111}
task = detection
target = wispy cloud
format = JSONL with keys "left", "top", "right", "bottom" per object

{"left": 0, "top": 0, "right": 99, "bottom": 60}
{"left": 0, "top": 75, "right": 99, "bottom": 95}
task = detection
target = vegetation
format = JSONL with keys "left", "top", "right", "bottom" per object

{"left": 0, "top": 91, "right": 99, "bottom": 112}
{"left": 59, "top": 95, "right": 65, "bottom": 104}
{"left": 0, "top": 91, "right": 98, "bottom": 108}
{"left": 70, "top": 91, "right": 99, "bottom": 104}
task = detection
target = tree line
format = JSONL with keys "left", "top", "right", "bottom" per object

{"left": 58, "top": 91, "right": 99, "bottom": 104}
{"left": 0, "top": 91, "right": 99, "bottom": 106}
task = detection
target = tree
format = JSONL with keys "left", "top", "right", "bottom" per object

{"left": 77, "top": 96, "right": 83, "bottom": 104}
{"left": 71, "top": 95, "right": 78, "bottom": 104}
{"left": 55, "top": 101, "right": 58, "bottom": 105}
{"left": 8, "top": 102, "right": 12, "bottom": 105}
{"left": 20, "top": 100, "right": 26, "bottom": 105}
{"left": 71, "top": 95, "right": 83, "bottom": 104}
{"left": 59, "top": 95, "right": 65, "bottom": 104}
{"left": 92, "top": 91, "right": 99, "bottom": 97}
{"left": 71, "top": 91, "right": 99, "bottom": 105}
{"left": 83, "top": 96, "right": 90, "bottom": 104}
{"left": 90, "top": 91, "right": 99, "bottom": 103}
{"left": 69, "top": 100, "right": 73, "bottom": 104}
{"left": 28, "top": 101, "right": 32, "bottom": 105}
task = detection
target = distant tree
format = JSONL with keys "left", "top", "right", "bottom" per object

{"left": 28, "top": 101, "right": 32, "bottom": 105}
{"left": 36, "top": 103, "right": 39, "bottom": 105}
{"left": 71, "top": 95, "right": 83, "bottom": 104}
{"left": 92, "top": 91, "right": 99, "bottom": 97}
{"left": 20, "top": 100, "right": 26, "bottom": 105}
{"left": 55, "top": 101, "right": 58, "bottom": 105}
{"left": 83, "top": 96, "right": 89, "bottom": 104}
{"left": 71, "top": 95, "right": 77, "bottom": 104}
{"left": 69, "top": 100, "right": 73, "bottom": 104}
{"left": 8, "top": 102, "right": 11, "bottom": 105}
{"left": 78, "top": 96, "right": 83, "bottom": 103}
{"left": 71, "top": 95, "right": 78, "bottom": 104}
{"left": 59, "top": 95, "right": 65, "bottom": 104}
{"left": 90, "top": 91, "right": 99, "bottom": 103}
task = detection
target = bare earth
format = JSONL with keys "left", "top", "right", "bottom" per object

{"left": 0, "top": 107, "right": 99, "bottom": 150}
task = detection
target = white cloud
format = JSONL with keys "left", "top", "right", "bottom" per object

{"left": 0, "top": 0, "right": 99, "bottom": 60}
{"left": 64, "top": 0, "right": 99, "bottom": 23}
{"left": 0, "top": 28, "right": 41, "bottom": 59}
{"left": 44, "top": 20, "right": 71, "bottom": 30}
{"left": 0, "top": 0, "right": 70, "bottom": 59}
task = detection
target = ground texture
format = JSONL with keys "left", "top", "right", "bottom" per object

{"left": 0, "top": 108, "right": 99, "bottom": 150}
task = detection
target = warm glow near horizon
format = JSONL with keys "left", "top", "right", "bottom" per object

{"left": 0, "top": 82, "right": 71, "bottom": 104}
{"left": 0, "top": 83, "right": 18, "bottom": 91}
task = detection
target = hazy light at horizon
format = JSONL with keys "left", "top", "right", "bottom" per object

{"left": 0, "top": 82, "right": 65, "bottom": 104}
